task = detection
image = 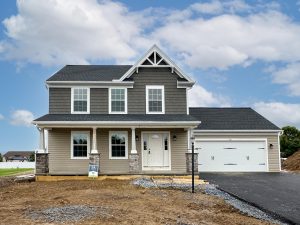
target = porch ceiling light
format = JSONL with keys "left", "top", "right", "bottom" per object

{"left": 173, "top": 134, "right": 177, "bottom": 141}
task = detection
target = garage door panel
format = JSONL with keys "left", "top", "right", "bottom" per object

{"left": 196, "top": 140, "right": 268, "bottom": 172}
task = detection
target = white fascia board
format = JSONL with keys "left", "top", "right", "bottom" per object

{"left": 193, "top": 129, "right": 282, "bottom": 133}
{"left": 177, "top": 81, "right": 195, "bottom": 88}
{"left": 46, "top": 81, "right": 134, "bottom": 88}
{"left": 117, "top": 45, "right": 194, "bottom": 83}
{"left": 32, "top": 120, "right": 200, "bottom": 128}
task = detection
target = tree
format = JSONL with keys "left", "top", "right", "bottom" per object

{"left": 29, "top": 153, "right": 35, "bottom": 162}
{"left": 280, "top": 126, "right": 300, "bottom": 157}
{"left": 0, "top": 153, "right": 2, "bottom": 162}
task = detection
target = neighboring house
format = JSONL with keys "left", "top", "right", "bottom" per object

{"left": 32, "top": 45, "right": 281, "bottom": 175}
{"left": 3, "top": 151, "right": 34, "bottom": 162}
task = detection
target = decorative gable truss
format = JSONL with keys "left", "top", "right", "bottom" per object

{"left": 116, "top": 45, "right": 195, "bottom": 88}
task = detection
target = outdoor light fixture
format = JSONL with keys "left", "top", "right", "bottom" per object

{"left": 135, "top": 135, "right": 139, "bottom": 141}
{"left": 173, "top": 134, "right": 177, "bottom": 141}
{"left": 269, "top": 143, "right": 274, "bottom": 149}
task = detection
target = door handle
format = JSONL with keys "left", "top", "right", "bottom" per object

{"left": 148, "top": 149, "right": 150, "bottom": 154}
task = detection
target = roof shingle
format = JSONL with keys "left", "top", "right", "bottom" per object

{"left": 189, "top": 107, "right": 280, "bottom": 130}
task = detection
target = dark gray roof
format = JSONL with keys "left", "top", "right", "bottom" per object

{"left": 34, "top": 114, "right": 199, "bottom": 122}
{"left": 189, "top": 107, "right": 280, "bottom": 130}
{"left": 47, "top": 65, "right": 132, "bottom": 81}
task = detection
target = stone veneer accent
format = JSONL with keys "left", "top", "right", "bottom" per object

{"left": 129, "top": 154, "right": 139, "bottom": 173}
{"left": 185, "top": 153, "right": 198, "bottom": 173}
{"left": 89, "top": 153, "right": 100, "bottom": 173}
{"left": 35, "top": 153, "right": 49, "bottom": 175}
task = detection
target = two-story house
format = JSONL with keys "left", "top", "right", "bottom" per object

{"left": 33, "top": 45, "right": 281, "bottom": 176}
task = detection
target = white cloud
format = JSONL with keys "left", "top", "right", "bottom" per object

{"left": 10, "top": 110, "right": 34, "bottom": 127}
{"left": 154, "top": 10, "right": 300, "bottom": 69}
{"left": 272, "top": 63, "right": 300, "bottom": 96}
{"left": 191, "top": 1, "right": 223, "bottom": 15}
{"left": 0, "top": 114, "right": 4, "bottom": 120}
{"left": 254, "top": 102, "right": 300, "bottom": 128}
{"left": 1, "top": 0, "right": 300, "bottom": 72}
{"left": 188, "top": 84, "right": 231, "bottom": 107}
{"left": 1, "top": 0, "right": 152, "bottom": 66}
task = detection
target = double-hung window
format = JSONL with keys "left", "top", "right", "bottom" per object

{"left": 71, "top": 88, "right": 90, "bottom": 114}
{"left": 71, "top": 131, "right": 90, "bottom": 159}
{"left": 109, "top": 131, "right": 128, "bottom": 159}
{"left": 146, "top": 85, "right": 165, "bottom": 114}
{"left": 109, "top": 88, "right": 127, "bottom": 114}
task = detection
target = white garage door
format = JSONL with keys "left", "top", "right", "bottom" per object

{"left": 195, "top": 140, "right": 268, "bottom": 172}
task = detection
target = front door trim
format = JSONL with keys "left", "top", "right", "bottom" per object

{"left": 141, "top": 131, "right": 171, "bottom": 171}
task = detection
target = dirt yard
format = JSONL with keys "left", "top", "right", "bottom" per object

{"left": 0, "top": 178, "right": 275, "bottom": 225}
{"left": 283, "top": 150, "right": 300, "bottom": 172}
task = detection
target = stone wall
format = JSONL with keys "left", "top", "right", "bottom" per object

{"left": 129, "top": 154, "right": 139, "bottom": 173}
{"left": 35, "top": 153, "right": 49, "bottom": 175}
{"left": 185, "top": 153, "right": 198, "bottom": 173}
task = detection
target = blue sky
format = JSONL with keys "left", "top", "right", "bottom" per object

{"left": 0, "top": 0, "right": 300, "bottom": 153}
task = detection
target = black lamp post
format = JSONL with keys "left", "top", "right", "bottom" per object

{"left": 191, "top": 136, "right": 195, "bottom": 193}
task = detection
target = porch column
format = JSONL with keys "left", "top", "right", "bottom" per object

{"left": 89, "top": 127, "right": 100, "bottom": 177}
{"left": 91, "top": 127, "right": 98, "bottom": 154}
{"left": 37, "top": 128, "right": 45, "bottom": 153}
{"left": 131, "top": 127, "right": 137, "bottom": 154}
{"left": 36, "top": 127, "right": 49, "bottom": 175}
{"left": 129, "top": 127, "right": 139, "bottom": 173}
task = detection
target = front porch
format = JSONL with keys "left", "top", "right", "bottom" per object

{"left": 35, "top": 126, "right": 197, "bottom": 176}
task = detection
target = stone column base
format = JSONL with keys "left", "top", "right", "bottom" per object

{"left": 35, "top": 153, "right": 49, "bottom": 175}
{"left": 89, "top": 153, "right": 100, "bottom": 173}
{"left": 185, "top": 152, "right": 198, "bottom": 173}
{"left": 129, "top": 154, "right": 139, "bottom": 173}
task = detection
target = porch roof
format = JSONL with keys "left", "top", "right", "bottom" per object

{"left": 32, "top": 114, "right": 200, "bottom": 128}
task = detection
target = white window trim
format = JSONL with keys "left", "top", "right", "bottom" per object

{"left": 70, "top": 131, "right": 90, "bottom": 159}
{"left": 71, "top": 87, "right": 90, "bottom": 114}
{"left": 146, "top": 85, "right": 165, "bottom": 114}
{"left": 109, "top": 131, "right": 128, "bottom": 159}
{"left": 109, "top": 87, "right": 127, "bottom": 114}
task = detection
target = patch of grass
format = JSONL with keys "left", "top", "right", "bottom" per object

{"left": 0, "top": 168, "right": 33, "bottom": 176}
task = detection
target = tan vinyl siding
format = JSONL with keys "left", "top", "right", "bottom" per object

{"left": 90, "top": 88, "right": 108, "bottom": 114}
{"left": 48, "top": 128, "right": 91, "bottom": 175}
{"left": 49, "top": 88, "right": 71, "bottom": 114}
{"left": 98, "top": 129, "right": 131, "bottom": 174}
{"left": 194, "top": 132, "right": 280, "bottom": 172}
{"left": 48, "top": 128, "right": 188, "bottom": 175}
{"left": 128, "top": 68, "right": 187, "bottom": 114}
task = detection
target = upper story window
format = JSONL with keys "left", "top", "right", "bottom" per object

{"left": 146, "top": 85, "right": 165, "bottom": 114}
{"left": 71, "top": 88, "right": 90, "bottom": 114}
{"left": 109, "top": 88, "right": 127, "bottom": 114}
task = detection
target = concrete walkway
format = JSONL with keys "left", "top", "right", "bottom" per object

{"left": 201, "top": 172, "right": 300, "bottom": 225}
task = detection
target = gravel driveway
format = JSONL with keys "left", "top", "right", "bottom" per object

{"left": 201, "top": 172, "right": 300, "bottom": 225}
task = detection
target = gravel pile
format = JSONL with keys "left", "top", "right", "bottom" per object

{"left": 27, "top": 205, "right": 111, "bottom": 223}
{"left": 132, "top": 177, "right": 203, "bottom": 191}
{"left": 133, "top": 177, "right": 287, "bottom": 225}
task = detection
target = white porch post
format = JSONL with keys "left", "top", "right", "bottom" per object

{"left": 91, "top": 127, "right": 98, "bottom": 154}
{"left": 37, "top": 127, "right": 46, "bottom": 153}
{"left": 131, "top": 127, "right": 137, "bottom": 154}
{"left": 187, "top": 128, "right": 192, "bottom": 153}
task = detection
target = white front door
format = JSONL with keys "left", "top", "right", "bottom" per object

{"left": 196, "top": 140, "right": 268, "bottom": 172}
{"left": 142, "top": 132, "right": 170, "bottom": 170}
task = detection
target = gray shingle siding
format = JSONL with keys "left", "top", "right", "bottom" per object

{"left": 128, "top": 68, "right": 187, "bottom": 114}
{"left": 90, "top": 88, "right": 108, "bottom": 114}
{"left": 49, "top": 88, "right": 71, "bottom": 114}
